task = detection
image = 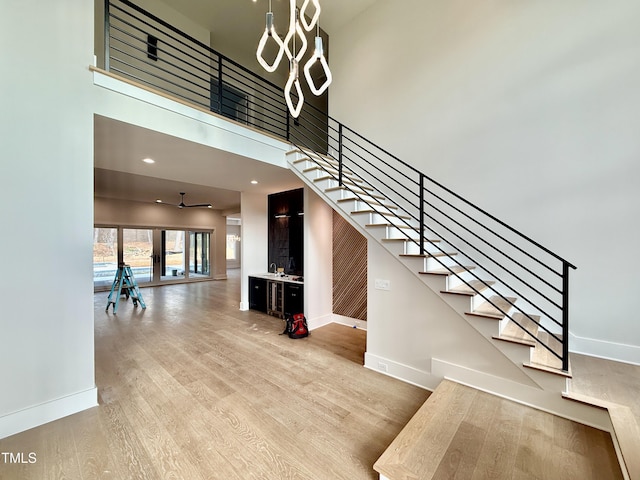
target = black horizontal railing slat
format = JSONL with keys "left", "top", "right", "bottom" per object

{"left": 104, "top": 0, "right": 575, "bottom": 372}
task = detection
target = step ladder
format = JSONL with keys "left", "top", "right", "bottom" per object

{"left": 106, "top": 263, "right": 146, "bottom": 313}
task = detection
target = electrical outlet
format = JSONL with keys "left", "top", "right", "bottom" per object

{"left": 378, "top": 362, "right": 388, "bottom": 372}
{"left": 374, "top": 279, "right": 391, "bottom": 291}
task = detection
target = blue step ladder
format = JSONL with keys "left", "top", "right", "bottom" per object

{"left": 106, "top": 263, "right": 146, "bottom": 313}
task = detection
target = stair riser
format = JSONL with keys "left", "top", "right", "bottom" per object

{"left": 369, "top": 212, "right": 416, "bottom": 227}
{"left": 404, "top": 241, "right": 440, "bottom": 255}
{"left": 444, "top": 270, "right": 480, "bottom": 291}
{"left": 425, "top": 255, "right": 460, "bottom": 272}
{"left": 294, "top": 158, "right": 337, "bottom": 171}
{"left": 339, "top": 199, "right": 397, "bottom": 215}
{"left": 386, "top": 226, "right": 420, "bottom": 240}
{"left": 305, "top": 167, "right": 340, "bottom": 180}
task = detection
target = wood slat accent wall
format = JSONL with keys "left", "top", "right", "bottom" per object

{"left": 333, "top": 211, "right": 367, "bottom": 320}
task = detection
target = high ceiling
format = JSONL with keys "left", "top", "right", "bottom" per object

{"left": 161, "top": 0, "right": 379, "bottom": 36}
{"left": 95, "top": 0, "right": 377, "bottom": 212}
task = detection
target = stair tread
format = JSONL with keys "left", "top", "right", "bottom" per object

{"left": 493, "top": 313, "right": 541, "bottom": 346}
{"left": 563, "top": 391, "right": 640, "bottom": 478}
{"left": 529, "top": 331, "right": 565, "bottom": 371}
{"left": 302, "top": 164, "right": 357, "bottom": 176}
{"left": 421, "top": 265, "right": 475, "bottom": 276}
{"left": 319, "top": 179, "right": 373, "bottom": 191}
{"left": 337, "top": 197, "right": 398, "bottom": 209}
{"left": 325, "top": 186, "right": 378, "bottom": 197}
{"left": 383, "top": 238, "right": 440, "bottom": 243}
{"left": 473, "top": 295, "right": 516, "bottom": 317}
{"left": 351, "top": 209, "right": 411, "bottom": 220}
{"left": 367, "top": 223, "right": 417, "bottom": 229}
{"left": 401, "top": 252, "right": 457, "bottom": 258}
{"left": 443, "top": 280, "right": 495, "bottom": 296}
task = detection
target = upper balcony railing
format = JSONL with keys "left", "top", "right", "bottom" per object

{"left": 102, "top": 0, "right": 575, "bottom": 372}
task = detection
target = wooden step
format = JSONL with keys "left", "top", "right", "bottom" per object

{"left": 524, "top": 331, "right": 568, "bottom": 374}
{"left": 420, "top": 265, "right": 475, "bottom": 276}
{"left": 382, "top": 238, "right": 440, "bottom": 245}
{"left": 319, "top": 178, "right": 373, "bottom": 191}
{"left": 302, "top": 164, "right": 357, "bottom": 177}
{"left": 366, "top": 223, "right": 418, "bottom": 230}
{"left": 351, "top": 209, "right": 412, "bottom": 221}
{"left": 337, "top": 197, "right": 398, "bottom": 209}
{"left": 466, "top": 295, "right": 516, "bottom": 320}
{"left": 289, "top": 148, "right": 337, "bottom": 164}
{"left": 442, "top": 279, "right": 495, "bottom": 296}
{"left": 563, "top": 393, "right": 640, "bottom": 480}
{"left": 492, "top": 313, "right": 540, "bottom": 347}
{"left": 400, "top": 252, "right": 457, "bottom": 259}
{"left": 375, "top": 379, "right": 622, "bottom": 480}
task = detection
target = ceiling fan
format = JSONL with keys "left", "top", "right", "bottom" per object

{"left": 157, "top": 192, "right": 212, "bottom": 209}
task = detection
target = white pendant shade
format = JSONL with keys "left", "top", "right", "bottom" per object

{"left": 255, "top": 0, "right": 332, "bottom": 118}
{"left": 256, "top": 12, "right": 285, "bottom": 73}
{"left": 303, "top": 36, "right": 332, "bottom": 95}
{"left": 284, "top": 60, "right": 304, "bottom": 118}
{"left": 299, "top": 0, "right": 321, "bottom": 32}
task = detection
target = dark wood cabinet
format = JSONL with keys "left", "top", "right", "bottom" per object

{"left": 249, "top": 276, "right": 267, "bottom": 313}
{"left": 284, "top": 282, "right": 304, "bottom": 316}
{"left": 268, "top": 188, "right": 303, "bottom": 276}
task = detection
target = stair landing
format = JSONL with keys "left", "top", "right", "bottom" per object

{"left": 374, "top": 380, "right": 623, "bottom": 480}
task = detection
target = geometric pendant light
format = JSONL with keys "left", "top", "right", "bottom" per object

{"left": 256, "top": 0, "right": 332, "bottom": 118}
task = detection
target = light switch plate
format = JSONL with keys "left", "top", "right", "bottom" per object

{"left": 374, "top": 279, "right": 391, "bottom": 291}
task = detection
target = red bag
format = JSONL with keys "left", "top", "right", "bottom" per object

{"left": 284, "top": 313, "right": 309, "bottom": 339}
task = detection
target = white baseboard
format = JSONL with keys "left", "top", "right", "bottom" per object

{"left": 307, "top": 314, "right": 334, "bottom": 331}
{"left": 239, "top": 301, "right": 249, "bottom": 311}
{"left": 570, "top": 333, "right": 640, "bottom": 366}
{"left": 364, "top": 352, "right": 438, "bottom": 391}
{"left": 331, "top": 314, "right": 367, "bottom": 331}
{"left": 0, "top": 387, "right": 98, "bottom": 440}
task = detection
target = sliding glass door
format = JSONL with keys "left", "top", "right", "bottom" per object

{"left": 161, "top": 230, "right": 186, "bottom": 281}
{"left": 123, "top": 228, "right": 154, "bottom": 284}
{"left": 94, "top": 226, "right": 212, "bottom": 290}
{"left": 93, "top": 227, "right": 118, "bottom": 289}
{"left": 189, "top": 231, "right": 210, "bottom": 277}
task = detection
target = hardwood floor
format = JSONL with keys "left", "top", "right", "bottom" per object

{"left": 1, "top": 271, "right": 636, "bottom": 479}
{"left": 374, "top": 380, "right": 623, "bottom": 480}
{"left": 0, "top": 271, "right": 428, "bottom": 480}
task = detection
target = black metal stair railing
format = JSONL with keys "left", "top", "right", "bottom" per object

{"left": 289, "top": 110, "right": 576, "bottom": 372}
{"left": 102, "top": 0, "right": 575, "bottom": 372}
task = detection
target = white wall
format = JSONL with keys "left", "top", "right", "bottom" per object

{"left": 94, "top": 197, "right": 228, "bottom": 279}
{"left": 304, "top": 189, "right": 334, "bottom": 328}
{"left": 0, "top": 0, "right": 97, "bottom": 438}
{"left": 240, "top": 192, "right": 269, "bottom": 310}
{"left": 330, "top": 0, "right": 640, "bottom": 364}
{"left": 365, "top": 240, "right": 543, "bottom": 390}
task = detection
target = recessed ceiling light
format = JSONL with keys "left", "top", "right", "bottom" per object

{"left": 251, "top": 180, "right": 258, "bottom": 184}
{"left": 142, "top": 158, "right": 155, "bottom": 164}
{"left": 207, "top": 205, "right": 212, "bottom": 209}
{"left": 155, "top": 199, "right": 162, "bottom": 203}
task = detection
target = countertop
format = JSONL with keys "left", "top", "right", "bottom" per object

{"left": 249, "top": 273, "right": 304, "bottom": 284}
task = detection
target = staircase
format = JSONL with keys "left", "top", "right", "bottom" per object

{"left": 287, "top": 147, "right": 640, "bottom": 479}
{"left": 288, "top": 147, "right": 570, "bottom": 389}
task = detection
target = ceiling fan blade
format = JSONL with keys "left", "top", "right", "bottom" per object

{"left": 183, "top": 203, "right": 212, "bottom": 208}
